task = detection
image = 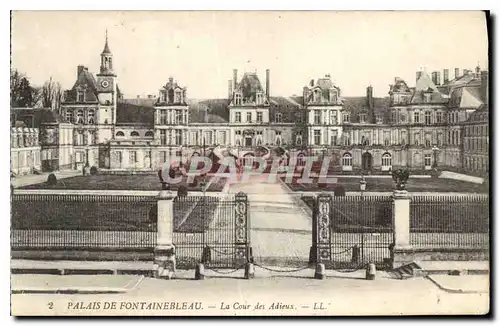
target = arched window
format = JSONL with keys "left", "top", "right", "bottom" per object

{"left": 131, "top": 131, "right": 140, "bottom": 137}
{"left": 116, "top": 131, "right": 125, "bottom": 137}
{"left": 382, "top": 153, "right": 392, "bottom": 171}
{"left": 88, "top": 109, "right": 95, "bottom": 124}
{"left": 76, "top": 110, "right": 84, "bottom": 124}
{"left": 145, "top": 131, "right": 154, "bottom": 137}
{"left": 342, "top": 153, "right": 353, "bottom": 171}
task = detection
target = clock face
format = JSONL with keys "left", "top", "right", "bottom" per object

{"left": 101, "top": 80, "right": 110, "bottom": 88}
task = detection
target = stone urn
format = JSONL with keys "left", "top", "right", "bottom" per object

{"left": 392, "top": 168, "right": 410, "bottom": 191}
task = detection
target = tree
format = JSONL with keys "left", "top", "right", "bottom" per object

{"left": 41, "top": 77, "right": 64, "bottom": 111}
{"left": 10, "top": 69, "right": 39, "bottom": 108}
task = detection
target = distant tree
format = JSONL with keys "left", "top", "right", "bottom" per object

{"left": 10, "top": 69, "right": 39, "bottom": 108}
{"left": 41, "top": 77, "right": 64, "bottom": 111}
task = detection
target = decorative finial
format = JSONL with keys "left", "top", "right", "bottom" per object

{"left": 106, "top": 29, "right": 108, "bottom": 42}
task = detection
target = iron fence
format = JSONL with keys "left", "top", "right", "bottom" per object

{"left": 173, "top": 193, "right": 251, "bottom": 270}
{"left": 410, "top": 194, "right": 489, "bottom": 248}
{"left": 313, "top": 194, "right": 393, "bottom": 270}
{"left": 11, "top": 193, "right": 157, "bottom": 249}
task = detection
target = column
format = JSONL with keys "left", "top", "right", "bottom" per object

{"left": 154, "top": 190, "right": 176, "bottom": 279}
{"left": 391, "top": 189, "right": 412, "bottom": 268}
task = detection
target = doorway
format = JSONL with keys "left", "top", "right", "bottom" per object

{"left": 362, "top": 152, "right": 373, "bottom": 171}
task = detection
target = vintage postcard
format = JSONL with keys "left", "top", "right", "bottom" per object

{"left": 10, "top": 10, "right": 490, "bottom": 316}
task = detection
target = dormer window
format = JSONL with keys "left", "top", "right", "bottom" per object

{"left": 235, "top": 93, "right": 242, "bottom": 106}
{"left": 256, "top": 93, "right": 264, "bottom": 105}
{"left": 168, "top": 89, "right": 174, "bottom": 103}
{"left": 275, "top": 113, "right": 282, "bottom": 123}
{"left": 359, "top": 113, "right": 367, "bottom": 123}
{"left": 175, "top": 89, "right": 182, "bottom": 103}
{"left": 313, "top": 89, "right": 321, "bottom": 103}
{"left": 330, "top": 90, "right": 338, "bottom": 103}
{"left": 77, "top": 90, "right": 84, "bottom": 102}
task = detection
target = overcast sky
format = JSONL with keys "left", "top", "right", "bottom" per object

{"left": 11, "top": 11, "right": 488, "bottom": 99}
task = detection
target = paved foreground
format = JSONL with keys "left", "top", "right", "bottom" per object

{"left": 229, "top": 174, "right": 312, "bottom": 266}
{"left": 11, "top": 272, "right": 489, "bottom": 316}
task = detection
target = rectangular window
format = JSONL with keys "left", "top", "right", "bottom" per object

{"left": 314, "top": 130, "right": 321, "bottom": 145}
{"left": 414, "top": 112, "right": 420, "bottom": 123}
{"left": 235, "top": 112, "right": 241, "bottom": 123}
{"left": 343, "top": 113, "right": 350, "bottom": 123}
{"left": 129, "top": 151, "right": 137, "bottom": 164}
{"left": 331, "top": 131, "right": 338, "bottom": 146}
{"left": 436, "top": 112, "right": 442, "bottom": 123}
{"left": 160, "top": 130, "right": 167, "bottom": 145}
{"left": 425, "top": 111, "right": 431, "bottom": 125}
{"left": 376, "top": 114, "right": 382, "bottom": 124}
{"left": 414, "top": 133, "right": 420, "bottom": 145}
{"left": 77, "top": 91, "right": 84, "bottom": 102}
{"left": 424, "top": 154, "right": 432, "bottom": 168}
{"left": 175, "top": 110, "right": 182, "bottom": 124}
{"left": 314, "top": 110, "right": 321, "bottom": 124}
{"left": 257, "top": 112, "right": 263, "bottom": 123}
{"left": 175, "top": 130, "right": 182, "bottom": 145}
{"left": 246, "top": 112, "right": 252, "bottom": 122}
{"left": 65, "top": 110, "right": 73, "bottom": 123}
{"left": 235, "top": 93, "right": 242, "bottom": 106}
{"left": 330, "top": 110, "right": 338, "bottom": 125}
{"left": 160, "top": 110, "right": 167, "bottom": 124}
{"left": 401, "top": 131, "right": 407, "bottom": 145}
{"left": 437, "top": 132, "right": 443, "bottom": 146}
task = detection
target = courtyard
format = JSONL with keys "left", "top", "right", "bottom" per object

{"left": 282, "top": 175, "right": 489, "bottom": 193}
{"left": 19, "top": 174, "right": 227, "bottom": 192}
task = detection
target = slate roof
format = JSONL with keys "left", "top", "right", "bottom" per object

{"left": 11, "top": 108, "right": 68, "bottom": 128}
{"left": 63, "top": 67, "right": 99, "bottom": 103}
{"left": 269, "top": 96, "right": 304, "bottom": 123}
{"left": 449, "top": 86, "right": 484, "bottom": 109}
{"left": 343, "top": 97, "right": 391, "bottom": 123}
{"left": 389, "top": 77, "right": 411, "bottom": 94}
{"left": 116, "top": 100, "right": 154, "bottom": 126}
{"left": 189, "top": 99, "right": 230, "bottom": 123}
{"left": 237, "top": 73, "right": 265, "bottom": 102}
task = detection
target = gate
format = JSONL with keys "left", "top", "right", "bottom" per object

{"left": 312, "top": 193, "right": 393, "bottom": 269}
{"left": 173, "top": 192, "right": 252, "bottom": 270}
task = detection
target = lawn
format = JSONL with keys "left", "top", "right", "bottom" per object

{"left": 11, "top": 195, "right": 221, "bottom": 234}
{"left": 284, "top": 176, "right": 489, "bottom": 193}
{"left": 20, "top": 174, "right": 227, "bottom": 192}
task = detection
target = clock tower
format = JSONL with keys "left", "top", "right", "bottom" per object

{"left": 96, "top": 30, "right": 117, "bottom": 141}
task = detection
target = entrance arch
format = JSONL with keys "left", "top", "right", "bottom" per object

{"left": 362, "top": 152, "right": 373, "bottom": 171}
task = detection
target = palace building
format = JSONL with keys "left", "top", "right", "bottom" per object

{"left": 10, "top": 34, "right": 489, "bottom": 177}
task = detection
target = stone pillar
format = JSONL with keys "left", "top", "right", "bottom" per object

{"left": 154, "top": 190, "right": 176, "bottom": 279}
{"left": 391, "top": 189, "right": 412, "bottom": 268}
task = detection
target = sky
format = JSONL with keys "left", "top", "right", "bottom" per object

{"left": 11, "top": 11, "right": 488, "bottom": 99}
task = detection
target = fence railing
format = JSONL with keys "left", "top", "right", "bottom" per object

{"left": 11, "top": 193, "right": 157, "bottom": 248}
{"left": 172, "top": 194, "right": 250, "bottom": 270}
{"left": 410, "top": 194, "right": 489, "bottom": 248}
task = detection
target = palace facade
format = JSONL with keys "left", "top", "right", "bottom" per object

{"left": 10, "top": 35, "right": 489, "bottom": 177}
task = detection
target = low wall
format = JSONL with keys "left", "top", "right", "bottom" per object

{"left": 11, "top": 248, "right": 154, "bottom": 261}
{"left": 392, "top": 247, "right": 489, "bottom": 268}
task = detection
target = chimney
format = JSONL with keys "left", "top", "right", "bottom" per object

{"left": 431, "top": 72, "right": 437, "bottom": 85}
{"left": 481, "top": 71, "right": 489, "bottom": 105}
{"left": 416, "top": 71, "right": 422, "bottom": 82}
{"left": 455, "top": 68, "right": 460, "bottom": 79}
{"left": 367, "top": 86, "right": 375, "bottom": 123}
{"left": 367, "top": 86, "right": 374, "bottom": 110}
{"left": 310, "top": 79, "right": 315, "bottom": 87}
{"left": 77, "top": 65, "right": 85, "bottom": 77}
{"left": 475, "top": 65, "right": 481, "bottom": 76}
{"left": 463, "top": 69, "right": 468, "bottom": 76}
{"left": 266, "top": 69, "right": 270, "bottom": 97}
{"left": 443, "top": 69, "right": 449, "bottom": 83}
{"left": 435, "top": 71, "right": 441, "bottom": 85}
{"left": 228, "top": 79, "right": 233, "bottom": 99}
{"left": 233, "top": 69, "right": 238, "bottom": 89}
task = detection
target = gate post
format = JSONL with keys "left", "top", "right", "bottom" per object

{"left": 391, "top": 189, "right": 411, "bottom": 268}
{"left": 314, "top": 193, "right": 333, "bottom": 270}
{"left": 154, "top": 189, "right": 176, "bottom": 279}
{"left": 234, "top": 192, "right": 253, "bottom": 276}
